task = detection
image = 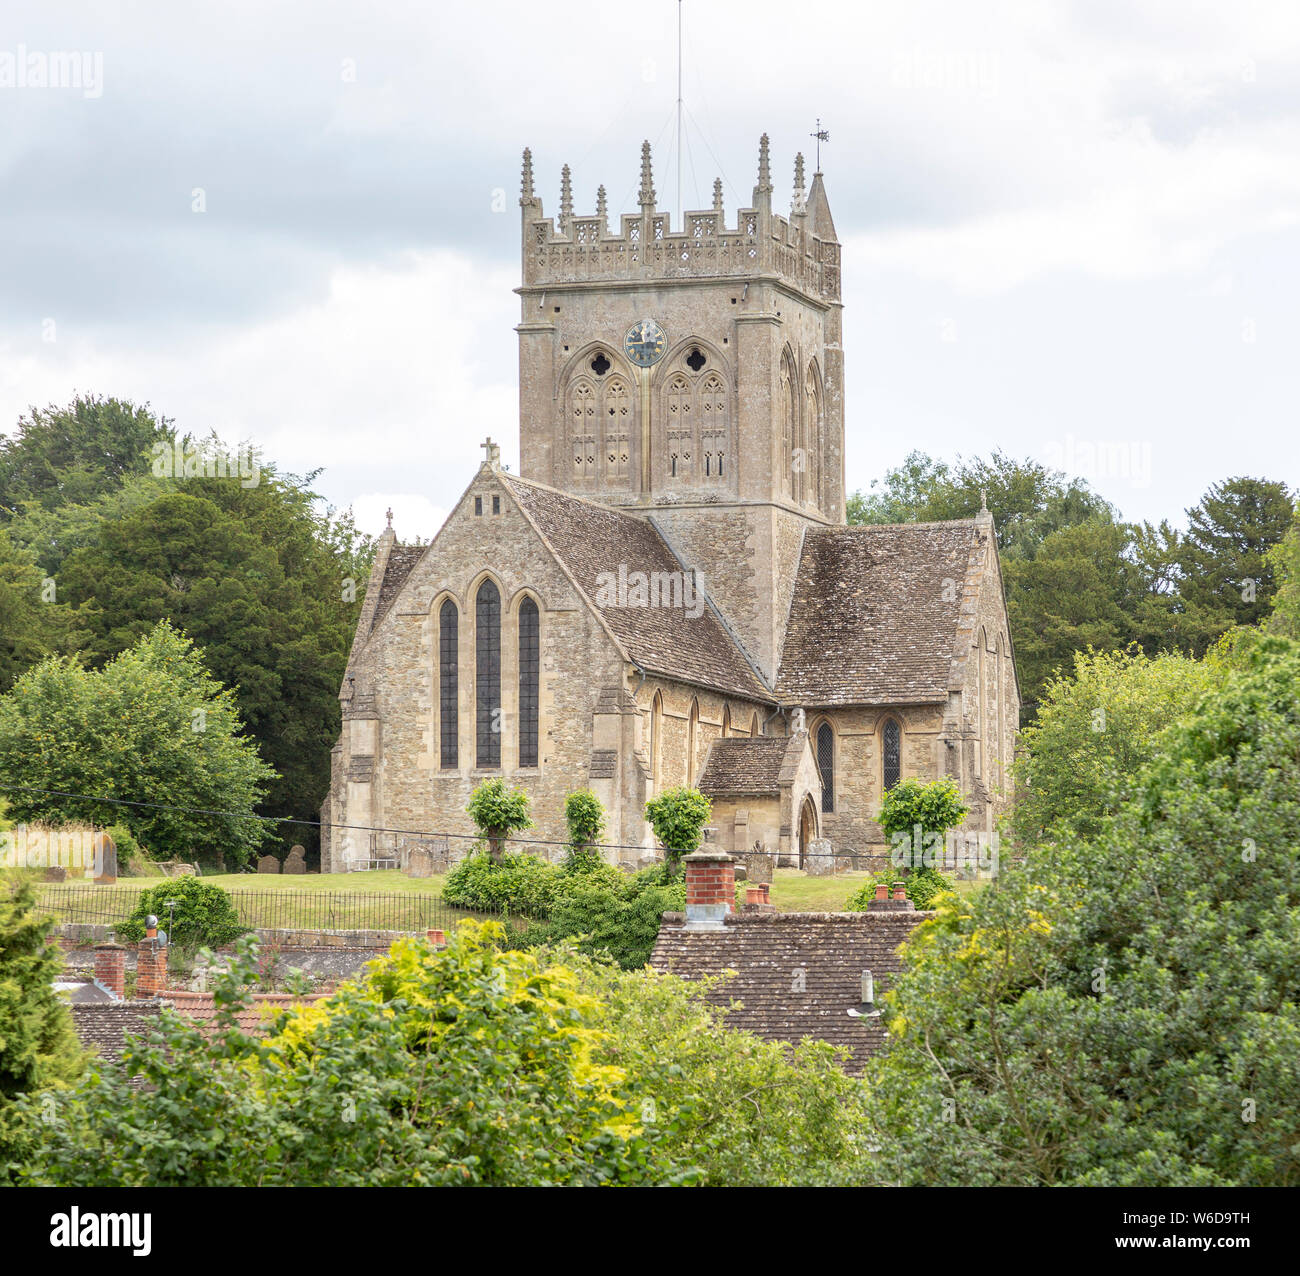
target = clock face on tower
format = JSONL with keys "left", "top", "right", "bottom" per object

{"left": 624, "top": 318, "right": 667, "bottom": 368}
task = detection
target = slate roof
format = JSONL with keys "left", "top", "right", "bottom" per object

{"left": 70, "top": 1002, "right": 164, "bottom": 1084}
{"left": 503, "top": 475, "right": 770, "bottom": 700}
{"left": 697, "top": 737, "right": 797, "bottom": 795}
{"left": 369, "top": 545, "right": 424, "bottom": 633}
{"left": 649, "top": 910, "right": 929, "bottom": 1074}
{"left": 776, "top": 521, "right": 980, "bottom": 705}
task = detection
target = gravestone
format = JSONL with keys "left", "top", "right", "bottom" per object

{"left": 802, "top": 839, "right": 836, "bottom": 877}
{"left": 405, "top": 847, "right": 435, "bottom": 878}
{"left": 92, "top": 831, "right": 118, "bottom": 884}
{"left": 745, "top": 852, "right": 777, "bottom": 885}
{"left": 43, "top": 865, "right": 67, "bottom": 883}
{"left": 257, "top": 855, "right": 281, "bottom": 874}
{"left": 283, "top": 846, "right": 307, "bottom": 875}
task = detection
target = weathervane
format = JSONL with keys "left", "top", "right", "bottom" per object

{"left": 810, "top": 118, "right": 829, "bottom": 171}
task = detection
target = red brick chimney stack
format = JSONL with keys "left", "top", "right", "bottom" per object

{"left": 136, "top": 917, "right": 167, "bottom": 998}
{"left": 683, "top": 850, "right": 735, "bottom": 930}
{"left": 93, "top": 942, "right": 125, "bottom": 999}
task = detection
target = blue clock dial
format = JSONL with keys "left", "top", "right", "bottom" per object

{"left": 624, "top": 318, "right": 667, "bottom": 368}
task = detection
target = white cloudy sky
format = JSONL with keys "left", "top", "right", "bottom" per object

{"left": 1, "top": 0, "right": 1297, "bottom": 538}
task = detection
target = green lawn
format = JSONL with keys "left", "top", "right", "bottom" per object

{"left": 27, "top": 864, "right": 984, "bottom": 932}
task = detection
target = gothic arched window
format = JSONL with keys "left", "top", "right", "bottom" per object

{"left": 603, "top": 377, "right": 631, "bottom": 480}
{"left": 687, "top": 697, "right": 700, "bottom": 786}
{"left": 882, "top": 718, "right": 902, "bottom": 792}
{"left": 475, "top": 580, "right": 501, "bottom": 768}
{"left": 650, "top": 691, "right": 663, "bottom": 788}
{"left": 568, "top": 380, "right": 597, "bottom": 480}
{"left": 780, "top": 349, "right": 797, "bottom": 499}
{"left": 750, "top": 710, "right": 761, "bottom": 737}
{"left": 666, "top": 374, "right": 693, "bottom": 480}
{"left": 804, "top": 362, "right": 823, "bottom": 509}
{"left": 518, "top": 596, "right": 539, "bottom": 768}
{"left": 721, "top": 704, "right": 731, "bottom": 738}
{"left": 700, "top": 373, "right": 728, "bottom": 481}
{"left": 439, "top": 599, "right": 458, "bottom": 770}
{"left": 816, "top": 721, "right": 835, "bottom": 813}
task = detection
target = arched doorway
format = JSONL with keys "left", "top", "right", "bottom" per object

{"left": 797, "top": 795, "right": 819, "bottom": 868}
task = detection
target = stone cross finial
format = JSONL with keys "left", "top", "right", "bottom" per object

{"left": 712, "top": 177, "right": 724, "bottom": 212}
{"left": 481, "top": 437, "right": 501, "bottom": 469}
{"left": 757, "top": 133, "right": 772, "bottom": 192}
{"left": 558, "top": 164, "right": 573, "bottom": 233}
{"left": 793, "top": 152, "right": 806, "bottom": 214}
{"left": 385, "top": 507, "right": 393, "bottom": 529}
{"left": 595, "top": 184, "right": 608, "bottom": 232}
{"left": 638, "top": 140, "right": 656, "bottom": 208}
{"left": 520, "top": 147, "right": 535, "bottom": 205}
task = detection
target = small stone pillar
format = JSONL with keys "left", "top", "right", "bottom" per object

{"left": 93, "top": 942, "right": 126, "bottom": 999}
{"left": 682, "top": 850, "right": 735, "bottom": 931}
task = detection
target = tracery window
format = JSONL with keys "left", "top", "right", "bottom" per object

{"left": 439, "top": 600, "right": 458, "bottom": 769}
{"left": 517, "top": 597, "right": 539, "bottom": 769}
{"left": 476, "top": 580, "right": 501, "bottom": 768}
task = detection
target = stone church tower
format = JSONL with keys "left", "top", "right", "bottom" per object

{"left": 322, "top": 135, "right": 1019, "bottom": 873}
{"left": 516, "top": 136, "right": 842, "bottom": 681}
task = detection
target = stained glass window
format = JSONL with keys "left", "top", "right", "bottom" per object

{"left": 518, "top": 597, "right": 539, "bottom": 768}
{"left": 439, "top": 600, "right": 458, "bottom": 769}
{"left": 476, "top": 580, "right": 501, "bottom": 768}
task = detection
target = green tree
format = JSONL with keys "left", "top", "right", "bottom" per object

{"left": 1174, "top": 477, "right": 1294, "bottom": 653}
{"left": 466, "top": 778, "right": 533, "bottom": 863}
{"left": 644, "top": 787, "right": 712, "bottom": 874}
{"left": 1009, "top": 646, "right": 1220, "bottom": 845}
{"left": 0, "top": 529, "right": 85, "bottom": 692}
{"left": 0, "top": 395, "right": 170, "bottom": 514}
{"left": 0, "top": 878, "right": 84, "bottom": 1183}
{"left": 848, "top": 449, "right": 1116, "bottom": 561}
{"left": 54, "top": 462, "right": 371, "bottom": 858}
{"left": 0, "top": 622, "right": 276, "bottom": 866}
{"left": 864, "top": 638, "right": 1300, "bottom": 1186}
{"left": 1266, "top": 503, "right": 1300, "bottom": 640}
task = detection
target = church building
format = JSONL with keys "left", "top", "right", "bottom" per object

{"left": 322, "top": 135, "right": 1018, "bottom": 871}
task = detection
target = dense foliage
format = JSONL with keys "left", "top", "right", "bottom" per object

{"left": 0, "top": 877, "right": 84, "bottom": 1183}
{"left": 1009, "top": 647, "right": 1221, "bottom": 845}
{"left": 18, "top": 923, "right": 872, "bottom": 1186}
{"left": 0, "top": 623, "right": 276, "bottom": 866}
{"left": 863, "top": 639, "right": 1300, "bottom": 1186}
{"left": 563, "top": 788, "right": 606, "bottom": 870}
{"left": 114, "top": 878, "right": 246, "bottom": 950}
{"left": 0, "top": 396, "right": 373, "bottom": 862}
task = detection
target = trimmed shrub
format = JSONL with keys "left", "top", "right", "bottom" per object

{"left": 644, "top": 787, "right": 712, "bottom": 874}
{"left": 466, "top": 778, "right": 533, "bottom": 862}
{"left": 442, "top": 852, "right": 561, "bottom": 916}
{"left": 115, "top": 878, "right": 245, "bottom": 950}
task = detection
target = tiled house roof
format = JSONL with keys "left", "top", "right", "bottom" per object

{"left": 70, "top": 1002, "right": 164, "bottom": 1082}
{"left": 776, "top": 522, "right": 981, "bottom": 705}
{"left": 503, "top": 475, "right": 770, "bottom": 700}
{"left": 649, "top": 910, "right": 929, "bottom": 1074}
{"left": 697, "top": 737, "right": 799, "bottom": 795}
{"left": 162, "top": 990, "right": 327, "bottom": 1038}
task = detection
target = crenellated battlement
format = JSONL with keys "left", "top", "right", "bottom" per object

{"left": 519, "top": 135, "right": 841, "bottom": 303}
